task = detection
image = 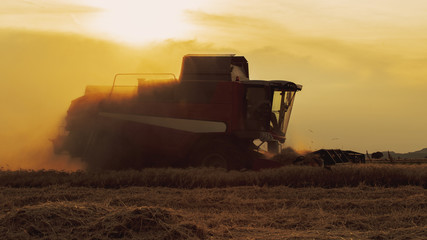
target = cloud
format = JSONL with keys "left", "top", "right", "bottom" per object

{"left": 188, "top": 10, "right": 427, "bottom": 86}
{"left": 0, "top": 0, "right": 99, "bottom": 14}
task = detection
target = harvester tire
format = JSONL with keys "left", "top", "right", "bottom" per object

{"left": 190, "top": 139, "right": 247, "bottom": 170}
{"left": 83, "top": 130, "right": 130, "bottom": 170}
{"left": 200, "top": 151, "right": 229, "bottom": 169}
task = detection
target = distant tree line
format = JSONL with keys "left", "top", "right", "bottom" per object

{"left": 371, "top": 152, "right": 384, "bottom": 159}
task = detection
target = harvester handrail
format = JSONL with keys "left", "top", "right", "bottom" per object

{"left": 109, "top": 73, "right": 177, "bottom": 97}
{"left": 112, "top": 73, "right": 177, "bottom": 87}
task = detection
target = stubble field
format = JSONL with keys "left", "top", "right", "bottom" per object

{"left": 0, "top": 164, "right": 426, "bottom": 239}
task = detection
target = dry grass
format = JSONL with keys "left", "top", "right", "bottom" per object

{"left": 0, "top": 165, "right": 426, "bottom": 239}
{"left": 0, "top": 164, "right": 426, "bottom": 188}
{"left": 0, "top": 202, "right": 205, "bottom": 240}
{"left": 0, "top": 185, "right": 425, "bottom": 239}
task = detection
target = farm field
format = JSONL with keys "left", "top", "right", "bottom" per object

{"left": 0, "top": 164, "right": 426, "bottom": 239}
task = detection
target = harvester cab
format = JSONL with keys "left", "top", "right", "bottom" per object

{"left": 179, "top": 55, "right": 301, "bottom": 152}
{"left": 53, "top": 54, "right": 302, "bottom": 170}
{"left": 243, "top": 80, "right": 300, "bottom": 153}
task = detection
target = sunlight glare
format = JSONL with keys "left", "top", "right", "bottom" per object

{"left": 85, "top": 0, "right": 202, "bottom": 45}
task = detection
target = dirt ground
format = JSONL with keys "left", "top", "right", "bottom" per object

{"left": 0, "top": 185, "right": 426, "bottom": 239}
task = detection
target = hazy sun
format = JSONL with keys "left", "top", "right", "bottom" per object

{"left": 84, "top": 0, "right": 202, "bottom": 44}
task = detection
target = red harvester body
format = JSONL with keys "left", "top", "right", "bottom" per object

{"left": 53, "top": 55, "right": 302, "bottom": 170}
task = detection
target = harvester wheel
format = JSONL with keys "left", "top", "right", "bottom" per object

{"left": 83, "top": 130, "right": 130, "bottom": 170}
{"left": 200, "top": 152, "right": 228, "bottom": 169}
{"left": 190, "top": 139, "right": 247, "bottom": 170}
{"left": 66, "top": 130, "right": 90, "bottom": 157}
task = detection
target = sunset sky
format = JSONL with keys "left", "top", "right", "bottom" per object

{"left": 1, "top": 0, "right": 426, "bottom": 169}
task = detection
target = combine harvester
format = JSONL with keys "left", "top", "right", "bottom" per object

{"left": 53, "top": 54, "right": 303, "bottom": 170}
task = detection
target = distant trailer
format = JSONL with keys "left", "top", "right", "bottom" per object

{"left": 313, "top": 149, "right": 365, "bottom": 166}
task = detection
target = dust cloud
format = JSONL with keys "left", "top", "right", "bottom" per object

{"left": 0, "top": 29, "right": 223, "bottom": 170}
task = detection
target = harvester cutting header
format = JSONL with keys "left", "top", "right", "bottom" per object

{"left": 53, "top": 54, "right": 302, "bottom": 170}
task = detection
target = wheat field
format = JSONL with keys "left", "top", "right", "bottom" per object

{"left": 0, "top": 164, "right": 426, "bottom": 239}
{"left": 1, "top": 164, "right": 426, "bottom": 188}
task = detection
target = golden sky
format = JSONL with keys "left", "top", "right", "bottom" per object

{"left": 1, "top": 0, "right": 426, "bottom": 169}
